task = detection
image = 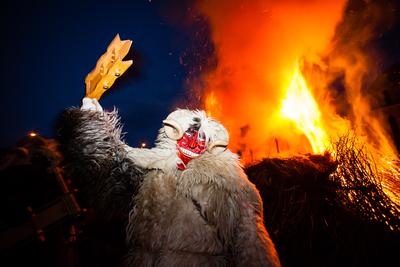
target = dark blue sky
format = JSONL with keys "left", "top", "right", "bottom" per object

{"left": 0, "top": 0, "right": 203, "bottom": 148}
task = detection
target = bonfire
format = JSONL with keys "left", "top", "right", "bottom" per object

{"left": 196, "top": 0, "right": 400, "bottom": 227}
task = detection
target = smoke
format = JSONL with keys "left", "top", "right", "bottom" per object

{"left": 308, "top": 0, "right": 398, "bottom": 156}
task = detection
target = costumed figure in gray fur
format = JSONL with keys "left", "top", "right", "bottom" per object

{"left": 57, "top": 96, "right": 281, "bottom": 266}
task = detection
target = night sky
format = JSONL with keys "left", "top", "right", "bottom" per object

{"left": 0, "top": 0, "right": 203, "bottom": 148}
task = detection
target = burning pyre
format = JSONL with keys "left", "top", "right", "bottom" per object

{"left": 187, "top": 0, "right": 400, "bottom": 233}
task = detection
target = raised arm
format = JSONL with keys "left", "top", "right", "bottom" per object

{"left": 56, "top": 97, "right": 144, "bottom": 220}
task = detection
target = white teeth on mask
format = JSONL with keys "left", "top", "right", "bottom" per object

{"left": 180, "top": 147, "right": 200, "bottom": 158}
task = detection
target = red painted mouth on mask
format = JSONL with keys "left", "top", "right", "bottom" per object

{"left": 176, "top": 128, "right": 207, "bottom": 168}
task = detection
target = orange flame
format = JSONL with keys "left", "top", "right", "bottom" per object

{"left": 205, "top": 91, "right": 218, "bottom": 117}
{"left": 280, "top": 63, "right": 329, "bottom": 154}
{"left": 194, "top": 0, "right": 400, "bottom": 220}
{"left": 199, "top": 0, "right": 398, "bottom": 163}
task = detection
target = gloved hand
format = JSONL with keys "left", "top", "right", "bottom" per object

{"left": 81, "top": 97, "right": 103, "bottom": 112}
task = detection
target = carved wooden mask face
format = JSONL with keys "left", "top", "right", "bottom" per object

{"left": 176, "top": 126, "right": 207, "bottom": 169}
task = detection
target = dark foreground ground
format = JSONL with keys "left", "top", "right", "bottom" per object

{"left": 0, "top": 136, "right": 399, "bottom": 266}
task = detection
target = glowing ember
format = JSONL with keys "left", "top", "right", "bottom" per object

{"left": 280, "top": 64, "right": 329, "bottom": 154}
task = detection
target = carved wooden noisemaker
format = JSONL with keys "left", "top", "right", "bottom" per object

{"left": 85, "top": 34, "right": 133, "bottom": 100}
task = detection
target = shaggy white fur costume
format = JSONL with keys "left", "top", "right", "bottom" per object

{"left": 57, "top": 98, "right": 281, "bottom": 267}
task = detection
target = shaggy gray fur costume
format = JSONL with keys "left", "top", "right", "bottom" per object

{"left": 57, "top": 106, "right": 281, "bottom": 267}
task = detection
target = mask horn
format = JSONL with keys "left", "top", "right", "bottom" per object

{"left": 163, "top": 119, "right": 184, "bottom": 140}
{"left": 207, "top": 140, "right": 228, "bottom": 154}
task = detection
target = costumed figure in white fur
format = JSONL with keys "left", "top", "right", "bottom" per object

{"left": 57, "top": 96, "right": 281, "bottom": 266}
